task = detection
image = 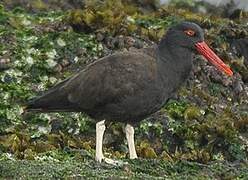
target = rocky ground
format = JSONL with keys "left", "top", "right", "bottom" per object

{"left": 0, "top": 0, "right": 247, "bottom": 179}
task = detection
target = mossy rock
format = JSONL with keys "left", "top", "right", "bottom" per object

{"left": 184, "top": 106, "right": 202, "bottom": 120}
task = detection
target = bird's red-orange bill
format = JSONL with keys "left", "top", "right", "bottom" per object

{"left": 195, "top": 41, "right": 233, "bottom": 76}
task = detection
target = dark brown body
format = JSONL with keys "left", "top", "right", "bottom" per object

{"left": 27, "top": 46, "right": 192, "bottom": 123}
{"left": 26, "top": 22, "right": 203, "bottom": 124}
{"left": 73, "top": 50, "right": 165, "bottom": 122}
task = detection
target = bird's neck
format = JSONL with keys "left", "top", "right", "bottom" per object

{"left": 156, "top": 39, "right": 193, "bottom": 91}
{"left": 157, "top": 39, "right": 193, "bottom": 64}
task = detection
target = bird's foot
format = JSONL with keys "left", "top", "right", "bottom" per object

{"left": 95, "top": 154, "right": 104, "bottom": 163}
{"left": 103, "top": 157, "right": 124, "bottom": 166}
{"left": 96, "top": 155, "right": 126, "bottom": 166}
{"left": 130, "top": 154, "right": 138, "bottom": 159}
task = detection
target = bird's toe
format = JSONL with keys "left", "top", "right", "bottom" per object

{"left": 103, "top": 158, "right": 127, "bottom": 166}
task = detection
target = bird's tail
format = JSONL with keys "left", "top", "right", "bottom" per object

{"left": 24, "top": 78, "right": 80, "bottom": 113}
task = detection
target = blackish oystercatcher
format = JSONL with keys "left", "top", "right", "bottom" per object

{"left": 25, "top": 22, "right": 233, "bottom": 164}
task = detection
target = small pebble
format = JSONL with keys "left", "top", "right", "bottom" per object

{"left": 54, "top": 64, "right": 63, "bottom": 72}
{"left": 61, "top": 59, "right": 70, "bottom": 67}
{"left": 125, "top": 36, "right": 135, "bottom": 47}
{"left": 96, "top": 32, "right": 105, "bottom": 42}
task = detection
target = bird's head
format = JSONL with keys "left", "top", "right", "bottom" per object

{"left": 161, "top": 21, "right": 233, "bottom": 76}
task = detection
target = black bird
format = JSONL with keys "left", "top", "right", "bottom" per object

{"left": 25, "top": 22, "right": 233, "bottom": 164}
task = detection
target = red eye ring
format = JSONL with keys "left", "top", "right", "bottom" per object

{"left": 184, "top": 29, "right": 195, "bottom": 36}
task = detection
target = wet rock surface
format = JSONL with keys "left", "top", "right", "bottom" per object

{"left": 231, "top": 38, "right": 248, "bottom": 66}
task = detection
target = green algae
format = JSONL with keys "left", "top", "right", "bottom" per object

{"left": 0, "top": 152, "right": 247, "bottom": 179}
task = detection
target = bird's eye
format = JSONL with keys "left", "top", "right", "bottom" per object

{"left": 184, "top": 29, "right": 195, "bottom": 36}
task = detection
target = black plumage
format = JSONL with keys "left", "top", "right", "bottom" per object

{"left": 26, "top": 22, "right": 233, "bottom": 163}
{"left": 26, "top": 22, "right": 203, "bottom": 124}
